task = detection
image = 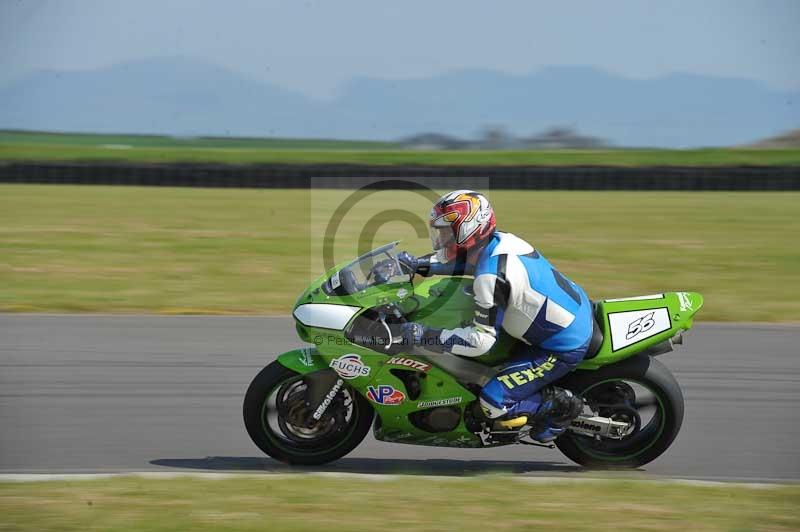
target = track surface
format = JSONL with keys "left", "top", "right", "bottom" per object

{"left": 1, "top": 315, "right": 798, "bottom": 481}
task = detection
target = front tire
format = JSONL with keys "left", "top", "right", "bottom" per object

{"left": 556, "top": 355, "right": 684, "bottom": 469}
{"left": 243, "top": 361, "right": 374, "bottom": 465}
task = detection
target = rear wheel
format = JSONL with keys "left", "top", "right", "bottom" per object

{"left": 556, "top": 355, "right": 684, "bottom": 469}
{"left": 243, "top": 361, "right": 374, "bottom": 465}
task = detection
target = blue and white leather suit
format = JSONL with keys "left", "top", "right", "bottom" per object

{"left": 419, "top": 231, "right": 594, "bottom": 421}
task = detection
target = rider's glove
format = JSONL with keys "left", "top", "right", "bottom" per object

{"left": 397, "top": 251, "right": 418, "bottom": 272}
{"left": 400, "top": 321, "right": 425, "bottom": 347}
{"left": 398, "top": 251, "right": 433, "bottom": 277}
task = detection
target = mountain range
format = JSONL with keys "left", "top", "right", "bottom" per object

{"left": 1, "top": 57, "right": 797, "bottom": 148}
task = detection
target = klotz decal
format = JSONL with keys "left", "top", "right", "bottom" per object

{"left": 608, "top": 308, "right": 671, "bottom": 351}
{"left": 385, "top": 356, "right": 431, "bottom": 372}
{"left": 329, "top": 354, "right": 371, "bottom": 379}
{"left": 366, "top": 385, "right": 405, "bottom": 405}
{"left": 677, "top": 292, "right": 694, "bottom": 312}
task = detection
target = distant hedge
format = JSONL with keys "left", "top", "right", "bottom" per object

{"left": 1, "top": 162, "right": 798, "bottom": 190}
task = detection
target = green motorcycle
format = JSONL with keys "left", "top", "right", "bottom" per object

{"left": 244, "top": 242, "right": 703, "bottom": 468}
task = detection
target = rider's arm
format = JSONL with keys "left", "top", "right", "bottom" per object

{"left": 418, "top": 253, "right": 472, "bottom": 277}
{"left": 399, "top": 252, "right": 472, "bottom": 277}
{"left": 419, "top": 273, "right": 504, "bottom": 357}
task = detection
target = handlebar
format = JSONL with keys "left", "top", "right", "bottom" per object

{"left": 377, "top": 311, "right": 394, "bottom": 351}
{"left": 345, "top": 301, "right": 410, "bottom": 354}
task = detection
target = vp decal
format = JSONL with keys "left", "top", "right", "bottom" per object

{"left": 366, "top": 385, "right": 405, "bottom": 405}
{"left": 329, "top": 354, "right": 371, "bottom": 379}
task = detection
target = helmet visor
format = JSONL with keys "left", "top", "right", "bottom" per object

{"left": 429, "top": 225, "right": 455, "bottom": 253}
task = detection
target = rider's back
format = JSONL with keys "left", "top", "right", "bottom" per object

{"left": 475, "top": 232, "right": 593, "bottom": 359}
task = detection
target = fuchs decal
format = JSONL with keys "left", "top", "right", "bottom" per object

{"left": 385, "top": 356, "right": 431, "bottom": 372}
{"left": 329, "top": 354, "right": 371, "bottom": 379}
{"left": 366, "top": 385, "right": 405, "bottom": 405}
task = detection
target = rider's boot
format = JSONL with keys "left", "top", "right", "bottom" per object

{"left": 478, "top": 398, "right": 528, "bottom": 430}
{"left": 529, "top": 387, "right": 584, "bottom": 442}
{"left": 481, "top": 387, "right": 583, "bottom": 437}
{"left": 495, "top": 415, "right": 528, "bottom": 429}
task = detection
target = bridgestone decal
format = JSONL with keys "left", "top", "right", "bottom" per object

{"left": 417, "top": 397, "right": 462, "bottom": 408}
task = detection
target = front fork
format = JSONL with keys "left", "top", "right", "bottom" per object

{"left": 301, "top": 368, "right": 344, "bottom": 424}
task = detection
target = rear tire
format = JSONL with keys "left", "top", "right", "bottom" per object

{"left": 555, "top": 355, "right": 684, "bottom": 469}
{"left": 243, "top": 361, "right": 374, "bottom": 465}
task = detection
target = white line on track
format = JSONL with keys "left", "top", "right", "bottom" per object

{"left": 0, "top": 471, "right": 786, "bottom": 488}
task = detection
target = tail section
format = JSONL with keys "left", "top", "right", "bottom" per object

{"left": 579, "top": 292, "right": 703, "bottom": 369}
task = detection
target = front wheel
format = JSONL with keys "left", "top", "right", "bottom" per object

{"left": 243, "top": 361, "right": 374, "bottom": 465}
{"left": 556, "top": 355, "right": 684, "bottom": 469}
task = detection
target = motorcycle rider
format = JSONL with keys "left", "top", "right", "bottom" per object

{"left": 398, "top": 190, "right": 591, "bottom": 441}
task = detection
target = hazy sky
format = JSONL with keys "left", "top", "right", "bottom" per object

{"left": 2, "top": 0, "right": 799, "bottom": 99}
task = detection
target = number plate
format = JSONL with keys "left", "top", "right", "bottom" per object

{"left": 607, "top": 308, "right": 671, "bottom": 351}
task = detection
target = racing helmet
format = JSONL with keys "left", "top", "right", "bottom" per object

{"left": 429, "top": 190, "right": 496, "bottom": 263}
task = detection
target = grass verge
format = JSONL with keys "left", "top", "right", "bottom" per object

{"left": 0, "top": 476, "right": 798, "bottom": 531}
{"left": 1, "top": 185, "right": 798, "bottom": 320}
{"left": 2, "top": 131, "right": 800, "bottom": 165}
{"left": 3, "top": 145, "right": 800, "bottom": 166}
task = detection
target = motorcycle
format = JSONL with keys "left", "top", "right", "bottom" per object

{"left": 244, "top": 242, "right": 702, "bottom": 468}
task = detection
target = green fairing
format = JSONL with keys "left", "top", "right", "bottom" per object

{"left": 277, "top": 245, "right": 703, "bottom": 448}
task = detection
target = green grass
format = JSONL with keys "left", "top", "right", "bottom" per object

{"left": 0, "top": 130, "right": 399, "bottom": 150}
{"left": 1, "top": 185, "right": 798, "bottom": 321}
{"left": 2, "top": 130, "right": 800, "bottom": 165}
{"left": 1, "top": 476, "right": 798, "bottom": 531}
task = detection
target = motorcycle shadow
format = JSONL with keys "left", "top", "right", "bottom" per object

{"left": 149, "top": 456, "right": 584, "bottom": 476}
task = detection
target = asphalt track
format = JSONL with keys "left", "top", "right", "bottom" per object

{"left": 1, "top": 315, "right": 798, "bottom": 482}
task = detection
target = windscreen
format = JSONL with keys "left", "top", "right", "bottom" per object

{"left": 328, "top": 242, "right": 412, "bottom": 295}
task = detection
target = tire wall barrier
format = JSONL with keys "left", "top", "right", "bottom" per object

{"left": 1, "top": 162, "right": 798, "bottom": 190}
